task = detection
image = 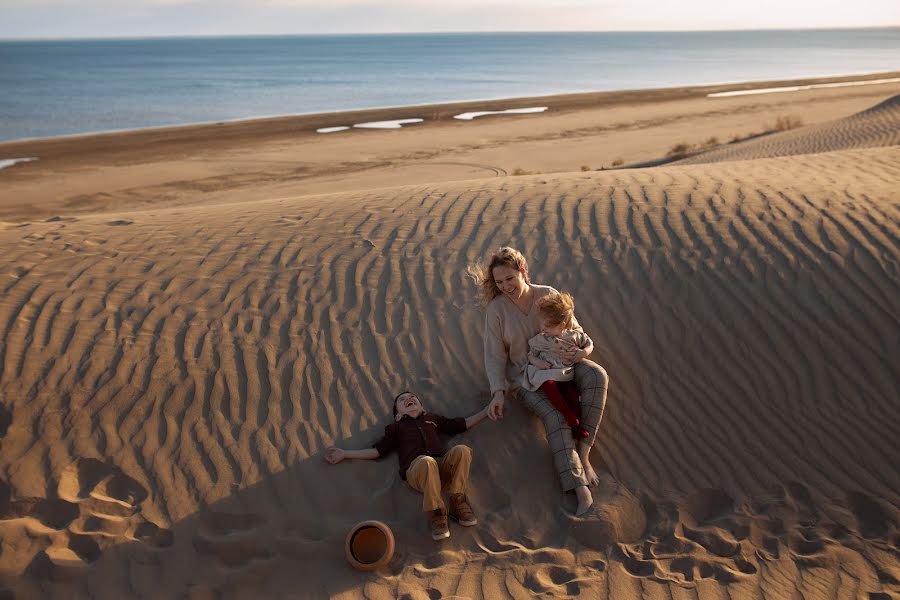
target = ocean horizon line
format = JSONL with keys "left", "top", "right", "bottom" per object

{"left": 2, "top": 25, "right": 898, "bottom": 43}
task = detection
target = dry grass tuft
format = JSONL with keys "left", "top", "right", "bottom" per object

{"left": 667, "top": 142, "right": 695, "bottom": 158}
{"left": 771, "top": 115, "right": 804, "bottom": 131}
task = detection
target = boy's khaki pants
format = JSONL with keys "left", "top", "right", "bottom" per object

{"left": 405, "top": 445, "right": 472, "bottom": 512}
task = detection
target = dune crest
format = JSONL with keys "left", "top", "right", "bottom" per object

{"left": 677, "top": 94, "right": 900, "bottom": 164}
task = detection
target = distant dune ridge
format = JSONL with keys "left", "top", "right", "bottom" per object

{"left": 676, "top": 93, "right": 900, "bottom": 164}
{"left": 0, "top": 91, "right": 898, "bottom": 598}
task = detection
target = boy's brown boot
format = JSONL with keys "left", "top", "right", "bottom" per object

{"left": 449, "top": 493, "right": 478, "bottom": 526}
{"left": 430, "top": 508, "right": 450, "bottom": 540}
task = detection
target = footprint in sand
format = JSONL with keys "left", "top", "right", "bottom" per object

{"left": 0, "top": 405, "right": 10, "bottom": 438}
{"left": 0, "top": 496, "right": 81, "bottom": 531}
{"left": 613, "top": 544, "right": 657, "bottom": 578}
{"left": 667, "top": 557, "right": 712, "bottom": 584}
{"left": 65, "top": 531, "right": 103, "bottom": 563}
{"left": 523, "top": 564, "right": 581, "bottom": 596}
{"left": 1, "top": 458, "right": 173, "bottom": 583}
{"left": 58, "top": 457, "right": 148, "bottom": 508}
{"left": 71, "top": 514, "right": 131, "bottom": 537}
{"left": 193, "top": 511, "right": 272, "bottom": 568}
{"left": 787, "top": 526, "right": 827, "bottom": 556}
{"left": 756, "top": 534, "right": 781, "bottom": 561}
{"left": 680, "top": 488, "right": 734, "bottom": 527}
{"left": 846, "top": 491, "right": 894, "bottom": 541}
{"left": 602, "top": 487, "right": 771, "bottom": 588}
{"left": 27, "top": 549, "right": 89, "bottom": 582}
{"left": 682, "top": 525, "right": 741, "bottom": 558}
{"left": 25, "top": 531, "right": 102, "bottom": 581}
{"left": 637, "top": 483, "right": 900, "bottom": 590}
{"left": 645, "top": 531, "right": 692, "bottom": 559}
{"left": 571, "top": 478, "right": 645, "bottom": 550}
{"left": 784, "top": 481, "right": 819, "bottom": 526}
{"left": 398, "top": 590, "right": 443, "bottom": 600}
{"left": 131, "top": 519, "right": 175, "bottom": 548}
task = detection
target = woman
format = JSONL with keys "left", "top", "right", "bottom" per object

{"left": 469, "top": 247, "right": 609, "bottom": 515}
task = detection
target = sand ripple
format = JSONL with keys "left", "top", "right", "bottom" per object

{"left": 0, "top": 146, "right": 898, "bottom": 597}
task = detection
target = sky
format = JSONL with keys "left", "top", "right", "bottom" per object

{"left": 0, "top": 0, "right": 898, "bottom": 39}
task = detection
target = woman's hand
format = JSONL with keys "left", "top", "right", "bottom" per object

{"left": 324, "top": 447, "right": 345, "bottom": 464}
{"left": 487, "top": 390, "right": 505, "bottom": 421}
{"left": 561, "top": 348, "right": 588, "bottom": 364}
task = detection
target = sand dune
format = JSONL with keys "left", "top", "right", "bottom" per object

{"left": 0, "top": 135, "right": 898, "bottom": 597}
{"left": 676, "top": 94, "right": 900, "bottom": 165}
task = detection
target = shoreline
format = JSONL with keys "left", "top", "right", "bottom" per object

{"left": 2, "top": 71, "right": 899, "bottom": 146}
{"left": 1, "top": 70, "right": 898, "bottom": 159}
{"left": 2, "top": 69, "right": 898, "bottom": 222}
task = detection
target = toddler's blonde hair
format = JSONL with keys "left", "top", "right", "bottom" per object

{"left": 537, "top": 291, "right": 575, "bottom": 329}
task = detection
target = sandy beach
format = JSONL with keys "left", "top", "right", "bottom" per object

{"left": 0, "top": 72, "right": 898, "bottom": 598}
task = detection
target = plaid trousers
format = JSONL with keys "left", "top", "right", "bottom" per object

{"left": 516, "top": 360, "right": 608, "bottom": 491}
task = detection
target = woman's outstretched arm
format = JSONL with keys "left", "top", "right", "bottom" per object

{"left": 484, "top": 305, "right": 509, "bottom": 420}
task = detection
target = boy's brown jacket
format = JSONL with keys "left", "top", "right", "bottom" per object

{"left": 374, "top": 413, "right": 467, "bottom": 479}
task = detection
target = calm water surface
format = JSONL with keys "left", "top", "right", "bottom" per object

{"left": 0, "top": 29, "right": 898, "bottom": 141}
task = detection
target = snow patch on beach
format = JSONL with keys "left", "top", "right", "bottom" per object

{"left": 0, "top": 157, "right": 37, "bottom": 171}
{"left": 316, "top": 108, "right": 547, "bottom": 133}
{"left": 454, "top": 107, "right": 548, "bottom": 120}
{"left": 354, "top": 119, "right": 424, "bottom": 129}
{"left": 708, "top": 77, "right": 900, "bottom": 97}
{"left": 317, "top": 126, "right": 351, "bottom": 133}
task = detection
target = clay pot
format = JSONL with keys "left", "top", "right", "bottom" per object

{"left": 344, "top": 520, "right": 395, "bottom": 571}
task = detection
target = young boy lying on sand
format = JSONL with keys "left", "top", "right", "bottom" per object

{"left": 325, "top": 391, "right": 489, "bottom": 541}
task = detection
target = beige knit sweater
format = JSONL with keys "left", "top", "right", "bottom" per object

{"left": 522, "top": 329, "right": 593, "bottom": 391}
{"left": 483, "top": 284, "right": 584, "bottom": 394}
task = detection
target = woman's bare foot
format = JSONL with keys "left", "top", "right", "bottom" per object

{"left": 583, "top": 462, "right": 600, "bottom": 487}
{"left": 578, "top": 447, "right": 601, "bottom": 487}
{"left": 575, "top": 485, "right": 593, "bottom": 516}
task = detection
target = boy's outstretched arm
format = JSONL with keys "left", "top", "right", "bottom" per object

{"left": 465, "top": 407, "right": 490, "bottom": 431}
{"left": 324, "top": 447, "right": 380, "bottom": 464}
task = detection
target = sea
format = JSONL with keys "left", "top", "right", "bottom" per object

{"left": 0, "top": 28, "right": 898, "bottom": 142}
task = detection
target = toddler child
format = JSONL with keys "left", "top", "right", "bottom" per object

{"left": 523, "top": 291, "right": 594, "bottom": 439}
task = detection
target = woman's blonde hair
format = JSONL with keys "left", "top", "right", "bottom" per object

{"left": 466, "top": 246, "right": 530, "bottom": 305}
{"left": 536, "top": 291, "right": 575, "bottom": 329}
